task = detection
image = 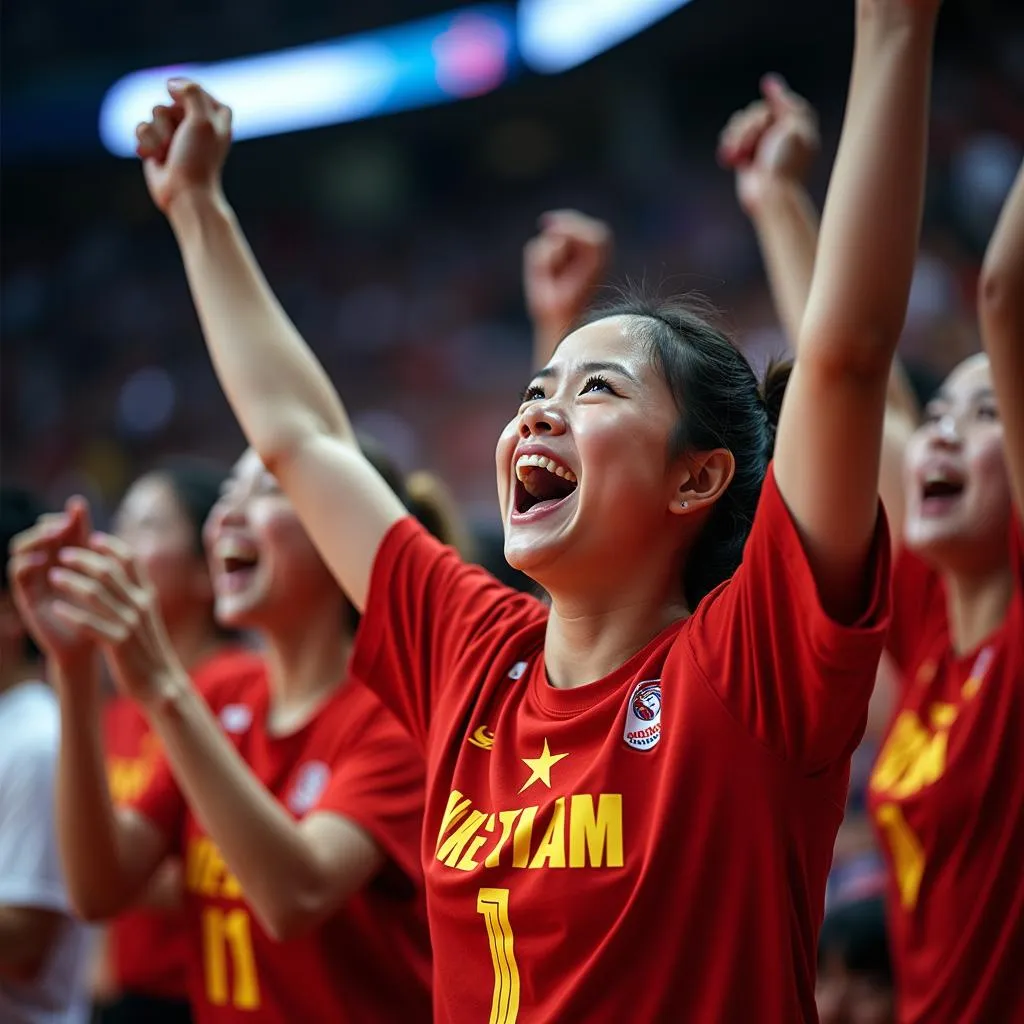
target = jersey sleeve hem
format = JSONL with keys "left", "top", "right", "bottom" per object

{"left": 350, "top": 516, "right": 419, "bottom": 698}
{"left": 762, "top": 463, "right": 893, "bottom": 664}
{"left": 0, "top": 879, "right": 69, "bottom": 913}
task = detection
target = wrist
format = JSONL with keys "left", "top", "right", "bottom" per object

{"left": 50, "top": 653, "right": 102, "bottom": 706}
{"left": 746, "top": 176, "right": 811, "bottom": 219}
{"left": 138, "top": 666, "right": 193, "bottom": 722}
{"left": 857, "top": 0, "right": 939, "bottom": 36}
{"left": 166, "top": 187, "right": 232, "bottom": 240}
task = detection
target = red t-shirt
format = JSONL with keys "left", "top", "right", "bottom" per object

{"left": 130, "top": 665, "right": 432, "bottom": 1024}
{"left": 352, "top": 464, "right": 891, "bottom": 1023}
{"left": 868, "top": 517, "right": 1024, "bottom": 1024}
{"left": 105, "top": 648, "right": 262, "bottom": 999}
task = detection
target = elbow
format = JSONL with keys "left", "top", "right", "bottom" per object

{"left": 260, "top": 895, "right": 323, "bottom": 944}
{"left": 259, "top": 873, "right": 351, "bottom": 943}
{"left": 67, "top": 883, "right": 130, "bottom": 924}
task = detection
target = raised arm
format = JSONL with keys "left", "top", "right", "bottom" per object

{"left": 138, "top": 82, "right": 406, "bottom": 610}
{"left": 524, "top": 210, "right": 613, "bottom": 368}
{"left": 720, "top": 75, "right": 919, "bottom": 545}
{"left": 718, "top": 74, "right": 822, "bottom": 348}
{"left": 7, "top": 507, "right": 169, "bottom": 921}
{"left": 45, "top": 532, "right": 389, "bottom": 942}
{"left": 771, "top": 0, "right": 937, "bottom": 619}
{"left": 978, "top": 158, "right": 1024, "bottom": 519}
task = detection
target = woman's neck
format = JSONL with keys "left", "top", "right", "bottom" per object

{"left": 262, "top": 600, "right": 352, "bottom": 733}
{"left": 543, "top": 565, "right": 688, "bottom": 690}
{"left": 944, "top": 563, "right": 1015, "bottom": 656}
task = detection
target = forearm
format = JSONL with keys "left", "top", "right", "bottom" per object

{"left": 801, "top": 3, "right": 936, "bottom": 368}
{"left": 979, "top": 160, "right": 1024, "bottom": 514}
{"left": 167, "top": 189, "right": 357, "bottom": 470}
{"left": 144, "top": 676, "right": 327, "bottom": 935}
{"left": 53, "top": 661, "right": 133, "bottom": 920}
{"left": 750, "top": 179, "right": 820, "bottom": 349}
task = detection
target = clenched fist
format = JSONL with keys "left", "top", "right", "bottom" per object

{"left": 718, "top": 75, "right": 819, "bottom": 216}
{"left": 137, "top": 79, "right": 233, "bottom": 215}
{"left": 524, "top": 210, "right": 613, "bottom": 360}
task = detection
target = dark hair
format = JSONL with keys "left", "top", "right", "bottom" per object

{"left": 137, "top": 459, "right": 237, "bottom": 639}
{"left": 818, "top": 896, "right": 892, "bottom": 983}
{"left": 1, "top": 485, "right": 47, "bottom": 660}
{"left": 146, "top": 458, "right": 229, "bottom": 555}
{"left": 581, "top": 294, "right": 791, "bottom": 608}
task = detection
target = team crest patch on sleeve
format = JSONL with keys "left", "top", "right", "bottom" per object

{"left": 219, "top": 704, "right": 253, "bottom": 734}
{"left": 624, "top": 680, "right": 662, "bottom": 751}
{"left": 287, "top": 761, "right": 331, "bottom": 815}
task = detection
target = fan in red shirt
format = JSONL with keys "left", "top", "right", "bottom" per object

{"left": 116, "top": 3, "right": 936, "bottom": 1016}
{"left": 97, "top": 461, "right": 257, "bottom": 1024}
{"left": 8, "top": 444, "right": 447, "bottom": 1023}
{"left": 120, "top": 5, "right": 935, "bottom": 1018}
{"left": 865, "top": 157, "right": 1024, "bottom": 1024}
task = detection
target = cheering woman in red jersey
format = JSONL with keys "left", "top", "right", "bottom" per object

{"left": 8, "top": 445, "right": 438, "bottom": 1023}
{"left": 126, "top": 0, "right": 937, "bottom": 1017}
{"left": 722, "top": 76, "right": 1024, "bottom": 1023}
{"left": 99, "top": 462, "right": 257, "bottom": 1024}
{"left": 867, "top": 159, "right": 1024, "bottom": 1023}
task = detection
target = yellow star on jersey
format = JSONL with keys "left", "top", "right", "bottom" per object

{"left": 519, "top": 738, "right": 569, "bottom": 794}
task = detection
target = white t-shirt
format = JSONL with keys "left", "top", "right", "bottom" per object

{"left": 0, "top": 682, "right": 91, "bottom": 1024}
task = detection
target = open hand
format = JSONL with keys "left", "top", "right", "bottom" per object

{"left": 8, "top": 497, "right": 96, "bottom": 670}
{"left": 45, "top": 532, "right": 184, "bottom": 706}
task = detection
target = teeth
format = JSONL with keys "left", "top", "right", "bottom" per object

{"left": 924, "top": 471, "right": 959, "bottom": 487}
{"left": 214, "top": 538, "right": 258, "bottom": 562}
{"left": 515, "top": 454, "right": 577, "bottom": 484}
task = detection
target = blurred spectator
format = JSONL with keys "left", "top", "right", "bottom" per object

{"left": 0, "top": 486, "right": 93, "bottom": 1024}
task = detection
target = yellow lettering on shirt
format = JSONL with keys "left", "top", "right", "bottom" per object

{"left": 870, "top": 705, "right": 959, "bottom": 801}
{"left": 185, "top": 837, "right": 245, "bottom": 899}
{"left": 435, "top": 792, "right": 623, "bottom": 873}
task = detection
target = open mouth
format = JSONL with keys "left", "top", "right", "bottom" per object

{"left": 213, "top": 538, "right": 260, "bottom": 593}
{"left": 513, "top": 453, "right": 578, "bottom": 516}
{"left": 920, "top": 470, "right": 964, "bottom": 509}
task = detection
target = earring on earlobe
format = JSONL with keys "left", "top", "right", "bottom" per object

{"left": 680, "top": 500, "right": 689, "bottom": 509}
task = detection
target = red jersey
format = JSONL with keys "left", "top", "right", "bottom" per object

{"left": 130, "top": 666, "right": 432, "bottom": 1023}
{"left": 105, "top": 648, "right": 262, "bottom": 998}
{"left": 868, "top": 517, "right": 1024, "bottom": 1024}
{"left": 352, "top": 465, "right": 891, "bottom": 1023}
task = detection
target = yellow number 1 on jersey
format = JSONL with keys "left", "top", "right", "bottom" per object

{"left": 477, "top": 888, "right": 520, "bottom": 1024}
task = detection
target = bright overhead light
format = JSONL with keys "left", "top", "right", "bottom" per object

{"left": 518, "top": 0, "right": 692, "bottom": 74}
{"left": 99, "top": 6, "right": 516, "bottom": 157}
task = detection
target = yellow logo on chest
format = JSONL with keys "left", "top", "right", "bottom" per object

{"left": 871, "top": 703, "right": 958, "bottom": 800}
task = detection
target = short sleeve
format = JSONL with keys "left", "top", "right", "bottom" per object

{"left": 685, "top": 463, "right": 892, "bottom": 773}
{"left": 351, "top": 517, "right": 547, "bottom": 745}
{"left": 0, "top": 736, "right": 68, "bottom": 913}
{"left": 312, "top": 687, "right": 426, "bottom": 885}
{"left": 125, "top": 745, "right": 186, "bottom": 851}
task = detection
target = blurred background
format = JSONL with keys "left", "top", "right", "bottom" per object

{"left": 2, "top": 0, "right": 1023, "bottom": 530}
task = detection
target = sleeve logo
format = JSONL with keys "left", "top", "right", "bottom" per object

{"left": 624, "top": 680, "right": 662, "bottom": 751}
{"left": 287, "top": 760, "right": 331, "bottom": 815}
{"left": 219, "top": 704, "right": 253, "bottom": 734}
